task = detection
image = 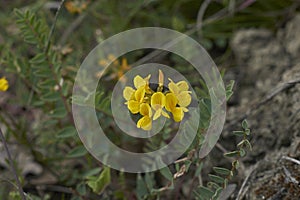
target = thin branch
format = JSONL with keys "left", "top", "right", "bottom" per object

{"left": 236, "top": 165, "right": 257, "bottom": 200}
{"left": 0, "top": 128, "right": 26, "bottom": 200}
{"left": 196, "top": 0, "right": 212, "bottom": 36}
{"left": 46, "top": 0, "right": 66, "bottom": 53}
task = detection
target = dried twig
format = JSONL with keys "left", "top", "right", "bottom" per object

{"left": 281, "top": 155, "right": 300, "bottom": 165}
{"left": 282, "top": 166, "right": 299, "bottom": 184}
{"left": 0, "top": 128, "right": 26, "bottom": 200}
{"left": 236, "top": 165, "right": 258, "bottom": 200}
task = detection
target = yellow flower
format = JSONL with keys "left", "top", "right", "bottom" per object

{"left": 127, "top": 87, "right": 145, "bottom": 114}
{"left": 65, "top": 0, "right": 88, "bottom": 14}
{"left": 137, "top": 103, "right": 152, "bottom": 130}
{"left": 123, "top": 75, "right": 151, "bottom": 114}
{"left": 168, "top": 79, "right": 191, "bottom": 107}
{"left": 0, "top": 77, "right": 9, "bottom": 92}
{"left": 151, "top": 92, "right": 169, "bottom": 120}
{"left": 165, "top": 84, "right": 189, "bottom": 122}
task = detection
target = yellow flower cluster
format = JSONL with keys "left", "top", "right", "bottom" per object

{"left": 123, "top": 70, "right": 191, "bottom": 130}
{"left": 0, "top": 77, "right": 9, "bottom": 92}
{"left": 97, "top": 54, "right": 131, "bottom": 81}
{"left": 65, "top": 0, "right": 89, "bottom": 14}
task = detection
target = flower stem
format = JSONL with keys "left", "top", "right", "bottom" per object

{"left": 0, "top": 127, "right": 26, "bottom": 200}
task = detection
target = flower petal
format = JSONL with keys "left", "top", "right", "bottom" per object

{"left": 140, "top": 103, "right": 152, "bottom": 117}
{"left": 168, "top": 78, "right": 179, "bottom": 95}
{"left": 153, "top": 109, "right": 162, "bottom": 120}
{"left": 137, "top": 116, "right": 152, "bottom": 130}
{"left": 123, "top": 86, "right": 135, "bottom": 101}
{"left": 0, "top": 77, "right": 9, "bottom": 92}
{"left": 172, "top": 107, "right": 184, "bottom": 122}
{"left": 177, "top": 81, "right": 189, "bottom": 91}
{"left": 165, "top": 93, "right": 178, "bottom": 112}
{"left": 177, "top": 91, "right": 191, "bottom": 107}
{"left": 127, "top": 100, "right": 140, "bottom": 114}
{"left": 134, "top": 75, "right": 147, "bottom": 89}
{"left": 161, "top": 110, "right": 170, "bottom": 118}
{"left": 135, "top": 87, "right": 145, "bottom": 102}
{"left": 151, "top": 92, "right": 166, "bottom": 110}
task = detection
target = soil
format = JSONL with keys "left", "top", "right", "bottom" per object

{"left": 221, "top": 14, "right": 300, "bottom": 199}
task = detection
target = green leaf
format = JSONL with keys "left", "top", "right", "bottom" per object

{"left": 56, "top": 126, "right": 77, "bottom": 139}
{"left": 33, "top": 68, "right": 52, "bottom": 77}
{"left": 67, "top": 145, "right": 87, "bottom": 158}
{"left": 244, "top": 139, "right": 252, "bottom": 151}
{"left": 49, "top": 107, "right": 67, "bottom": 118}
{"left": 196, "top": 186, "right": 214, "bottom": 199}
{"left": 239, "top": 148, "right": 246, "bottom": 157}
{"left": 38, "top": 79, "right": 56, "bottom": 89}
{"left": 208, "top": 174, "right": 225, "bottom": 184}
{"left": 232, "top": 160, "right": 239, "bottom": 170}
{"left": 244, "top": 128, "right": 251, "bottom": 135}
{"left": 159, "top": 167, "right": 173, "bottom": 181}
{"left": 82, "top": 168, "right": 101, "bottom": 177}
{"left": 145, "top": 173, "right": 154, "bottom": 191}
{"left": 232, "top": 131, "right": 244, "bottom": 136}
{"left": 30, "top": 53, "right": 46, "bottom": 64}
{"left": 41, "top": 92, "right": 60, "bottom": 102}
{"left": 76, "top": 183, "right": 86, "bottom": 195}
{"left": 86, "top": 167, "right": 111, "bottom": 194}
{"left": 213, "top": 167, "right": 231, "bottom": 176}
{"left": 224, "top": 151, "right": 239, "bottom": 157}
{"left": 242, "top": 119, "right": 248, "bottom": 129}
{"left": 207, "top": 181, "right": 220, "bottom": 190}
{"left": 212, "top": 187, "right": 223, "bottom": 200}
{"left": 136, "top": 174, "right": 148, "bottom": 199}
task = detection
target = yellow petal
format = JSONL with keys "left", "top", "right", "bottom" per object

{"left": 151, "top": 92, "right": 166, "bottom": 110}
{"left": 182, "top": 107, "right": 189, "bottom": 112}
{"left": 123, "top": 86, "right": 135, "bottom": 101}
{"left": 161, "top": 110, "right": 170, "bottom": 118}
{"left": 127, "top": 100, "right": 140, "bottom": 114}
{"left": 153, "top": 109, "right": 162, "bottom": 120}
{"left": 177, "top": 91, "right": 192, "bottom": 107}
{"left": 140, "top": 103, "right": 152, "bottom": 117}
{"left": 172, "top": 107, "right": 184, "bottom": 122}
{"left": 137, "top": 116, "right": 152, "bottom": 130}
{"left": 0, "top": 77, "right": 9, "bottom": 92}
{"left": 98, "top": 59, "right": 108, "bottom": 66}
{"left": 135, "top": 87, "right": 145, "bottom": 102}
{"left": 177, "top": 81, "right": 189, "bottom": 91}
{"left": 134, "top": 75, "right": 146, "bottom": 89}
{"left": 165, "top": 93, "right": 178, "bottom": 112}
{"left": 121, "top": 58, "right": 130, "bottom": 70}
{"left": 168, "top": 79, "right": 179, "bottom": 95}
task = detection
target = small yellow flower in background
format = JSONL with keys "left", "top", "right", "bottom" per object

{"left": 0, "top": 77, "right": 9, "bottom": 92}
{"left": 65, "top": 0, "right": 88, "bottom": 14}
{"left": 122, "top": 70, "right": 192, "bottom": 130}
{"left": 97, "top": 55, "right": 131, "bottom": 81}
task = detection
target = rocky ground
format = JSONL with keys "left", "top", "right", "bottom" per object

{"left": 221, "top": 14, "right": 300, "bottom": 199}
